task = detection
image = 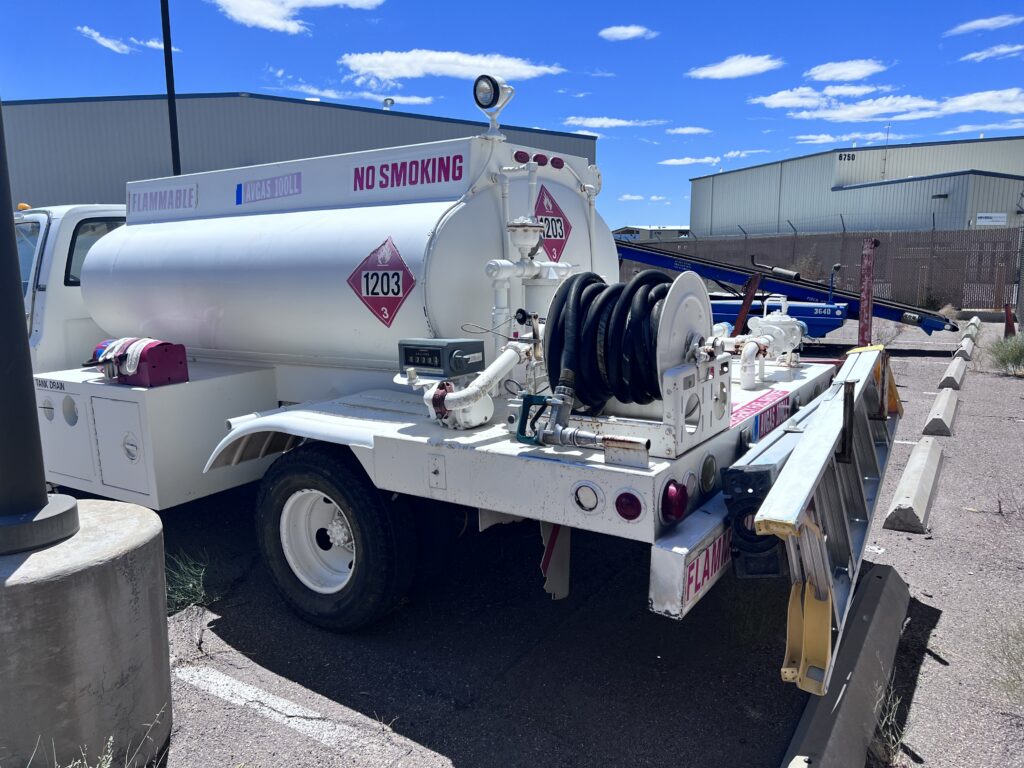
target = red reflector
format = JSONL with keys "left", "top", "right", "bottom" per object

{"left": 661, "top": 480, "right": 689, "bottom": 524}
{"left": 615, "top": 492, "right": 643, "bottom": 521}
{"left": 533, "top": 153, "right": 549, "bottom": 166}
{"left": 513, "top": 150, "right": 530, "bottom": 163}
{"left": 550, "top": 156, "right": 565, "bottom": 169}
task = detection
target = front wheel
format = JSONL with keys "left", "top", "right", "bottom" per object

{"left": 256, "top": 444, "right": 415, "bottom": 631}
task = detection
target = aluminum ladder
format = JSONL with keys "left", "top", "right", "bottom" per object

{"left": 723, "top": 347, "right": 902, "bottom": 695}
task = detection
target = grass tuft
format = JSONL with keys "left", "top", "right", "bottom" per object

{"left": 987, "top": 334, "right": 1024, "bottom": 376}
{"left": 867, "top": 679, "right": 910, "bottom": 768}
{"left": 166, "top": 551, "right": 216, "bottom": 615}
{"left": 995, "top": 621, "right": 1024, "bottom": 710}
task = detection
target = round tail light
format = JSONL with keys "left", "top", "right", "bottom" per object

{"left": 532, "top": 153, "right": 549, "bottom": 166}
{"left": 661, "top": 480, "right": 689, "bottom": 524}
{"left": 550, "top": 156, "right": 565, "bottom": 169}
{"left": 615, "top": 491, "right": 643, "bottom": 521}
{"left": 513, "top": 150, "right": 530, "bottom": 164}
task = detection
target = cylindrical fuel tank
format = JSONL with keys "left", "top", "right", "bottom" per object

{"left": 83, "top": 183, "right": 618, "bottom": 367}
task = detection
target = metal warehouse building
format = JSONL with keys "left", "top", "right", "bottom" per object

{"left": 4, "top": 93, "right": 595, "bottom": 206}
{"left": 689, "top": 135, "right": 1024, "bottom": 237}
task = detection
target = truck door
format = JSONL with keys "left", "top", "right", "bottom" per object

{"left": 15, "top": 211, "right": 48, "bottom": 324}
{"left": 29, "top": 212, "right": 124, "bottom": 372}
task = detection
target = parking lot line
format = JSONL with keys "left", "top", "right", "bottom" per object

{"left": 175, "top": 665, "right": 403, "bottom": 759}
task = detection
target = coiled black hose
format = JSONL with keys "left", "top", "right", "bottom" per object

{"left": 544, "top": 270, "right": 673, "bottom": 412}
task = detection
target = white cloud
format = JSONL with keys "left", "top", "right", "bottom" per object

{"left": 789, "top": 95, "right": 938, "bottom": 121}
{"left": 649, "top": 195, "right": 668, "bottom": 201}
{"left": 75, "top": 26, "right": 131, "bottom": 54}
{"left": 944, "top": 14, "right": 1024, "bottom": 36}
{"left": 556, "top": 89, "right": 591, "bottom": 97}
{"left": 823, "top": 84, "right": 887, "bottom": 97}
{"left": 938, "top": 118, "right": 1024, "bottom": 134}
{"left": 804, "top": 59, "right": 887, "bottom": 81}
{"left": 210, "top": 0, "right": 384, "bottom": 34}
{"left": 723, "top": 149, "right": 770, "bottom": 158}
{"left": 753, "top": 82, "right": 1024, "bottom": 123}
{"left": 687, "top": 54, "right": 784, "bottom": 79}
{"left": 564, "top": 116, "right": 667, "bottom": 128}
{"left": 338, "top": 50, "right": 564, "bottom": 88}
{"left": 572, "top": 129, "right": 605, "bottom": 138}
{"left": 619, "top": 194, "right": 645, "bottom": 201}
{"left": 287, "top": 83, "right": 434, "bottom": 105}
{"left": 658, "top": 156, "right": 721, "bottom": 166}
{"left": 960, "top": 44, "right": 1024, "bottom": 62}
{"left": 793, "top": 131, "right": 910, "bottom": 144}
{"left": 589, "top": 69, "right": 616, "bottom": 77}
{"left": 598, "top": 25, "right": 659, "bottom": 41}
{"left": 666, "top": 126, "right": 711, "bottom": 135}
{"left": 129, "top": 37, "right": 181, "bottom": 52}
{"left": 749, "top": 87, "right": 826, "bottom": 109}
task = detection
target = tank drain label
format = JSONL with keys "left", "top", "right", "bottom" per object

{"left": 534, "top": 185, "right": 572, "bottom": 262}
{"left": 347, "top": 237, "right": 416, "bottom": 328}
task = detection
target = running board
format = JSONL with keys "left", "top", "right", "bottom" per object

{"left": 618, "top": 241, "right": 958, "bottom": 335}
{"left": 725, "top": 347, "right": 902, "bottom": 695}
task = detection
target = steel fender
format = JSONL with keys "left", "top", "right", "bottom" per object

{"left": 204, "top": 409, "right": 377, "bottom": 474}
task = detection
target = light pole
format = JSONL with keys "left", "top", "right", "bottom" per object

{"left": 0, "top": 97, "right": 79, "bottom": 553}
{"left": 161, "top": 0, "right": 181, "bottom": 176}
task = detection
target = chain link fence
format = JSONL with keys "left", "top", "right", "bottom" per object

{"left": 628, "top": 226, "right": 1023, "bottom": 310}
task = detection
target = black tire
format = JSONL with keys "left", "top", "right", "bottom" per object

{"left": 256, "top": 443, "right": 415, "bottom": 631}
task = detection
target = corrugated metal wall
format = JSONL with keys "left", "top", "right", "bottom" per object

{"left": 4, "top": 94, "right": 595, "bottom": 206}
{"left": 690, "top": 137, "right": 1024, "bottom": 236}
{"left": 832, "top": 137, "right": 1024, "bottom": 187}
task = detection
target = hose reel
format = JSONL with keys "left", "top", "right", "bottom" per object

{"left": 543, "top": 269, "right": 714, "bottom": 413}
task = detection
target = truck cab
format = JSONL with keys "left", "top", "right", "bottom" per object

{"left": 15, "top": 204, "right": 125, "bottom": 371}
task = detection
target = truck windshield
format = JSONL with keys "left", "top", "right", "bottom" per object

{"left": 15, "top": 220, "right": 41, "bottom": 299}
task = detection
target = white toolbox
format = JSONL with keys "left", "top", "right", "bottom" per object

{"left": 34, "top": 362, "right": 278, "bottom": 509}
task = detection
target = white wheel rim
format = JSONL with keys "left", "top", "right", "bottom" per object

{"left": 280, "top": 489, "right": 356, "bottom": 594}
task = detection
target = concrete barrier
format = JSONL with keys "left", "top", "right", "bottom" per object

{"left": 961, "top": 324, "right": 979, "bottom": 342}
{"left": 923, "top": 389, "right": 958, "bottom": 436}
{"left": 780, "top": 566, "right": 910, "bottom": 768}
{"left": 953, "top": 337, "right": 975, "bottom": 361}
{"left": 968, "top": 315, "right": 982, "bottom": 328}
{"left": 0, "top": 500, "right": 171, "bottom": 767}
{"left": 939, "top": 357, "right": 967, "bottom": 389}
{"left": 884, "top": 437, "right": 943, "bottom": 533}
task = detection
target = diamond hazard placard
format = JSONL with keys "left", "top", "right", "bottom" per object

{"left": 347, "top": 236, "right": 416, "bottom": 328}
{"left": 534, "top": 185, "right": 572, "bottom": 262}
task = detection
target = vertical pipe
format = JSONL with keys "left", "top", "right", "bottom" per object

{"left": 160, "top": 0, "right": 181, "bottom": 176}
{"left": 0, "top": 98, "right": 48, "bottom": 518}
{"left": 858, "top": 238, "right": 879, "bottom": 347}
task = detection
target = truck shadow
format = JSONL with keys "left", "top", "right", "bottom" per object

{"left": 160, "top": 492, "right": 936, "bottom": 768}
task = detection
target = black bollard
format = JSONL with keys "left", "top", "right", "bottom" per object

{"left": 0, "top": 97, "right": 79, "bottom": 553}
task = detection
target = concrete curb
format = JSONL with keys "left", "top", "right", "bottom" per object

{"left": 967, "top": 315, "right": 982, "bottom": 328}
{"left": 923, "top": 390, "right": 958, "bottom": 436}
{"left": 961, "top": 324, "right": 979, "bottom": 342}
{"left": 953, "top": 337, "right": 975, "bottom": 361}
{"left": 939, "top": 357, "right": 967, "bottom": 389}
{"left": 884, "top": 437, "right": 943, "bottom": 533}
{"left": 780, "top": 565, "right": 910, "bottom": 768}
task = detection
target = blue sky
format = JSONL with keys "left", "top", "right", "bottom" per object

{"left": 2, "top": 1, "right": 1023, "bottom": 227}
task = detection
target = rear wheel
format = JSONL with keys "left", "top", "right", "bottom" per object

{"left": 256, "top": 444, "right": 415, "bottom": 631}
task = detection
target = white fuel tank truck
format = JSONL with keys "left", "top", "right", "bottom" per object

{"left": 33, "top": 76, "right": 902, "bottom": 696}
